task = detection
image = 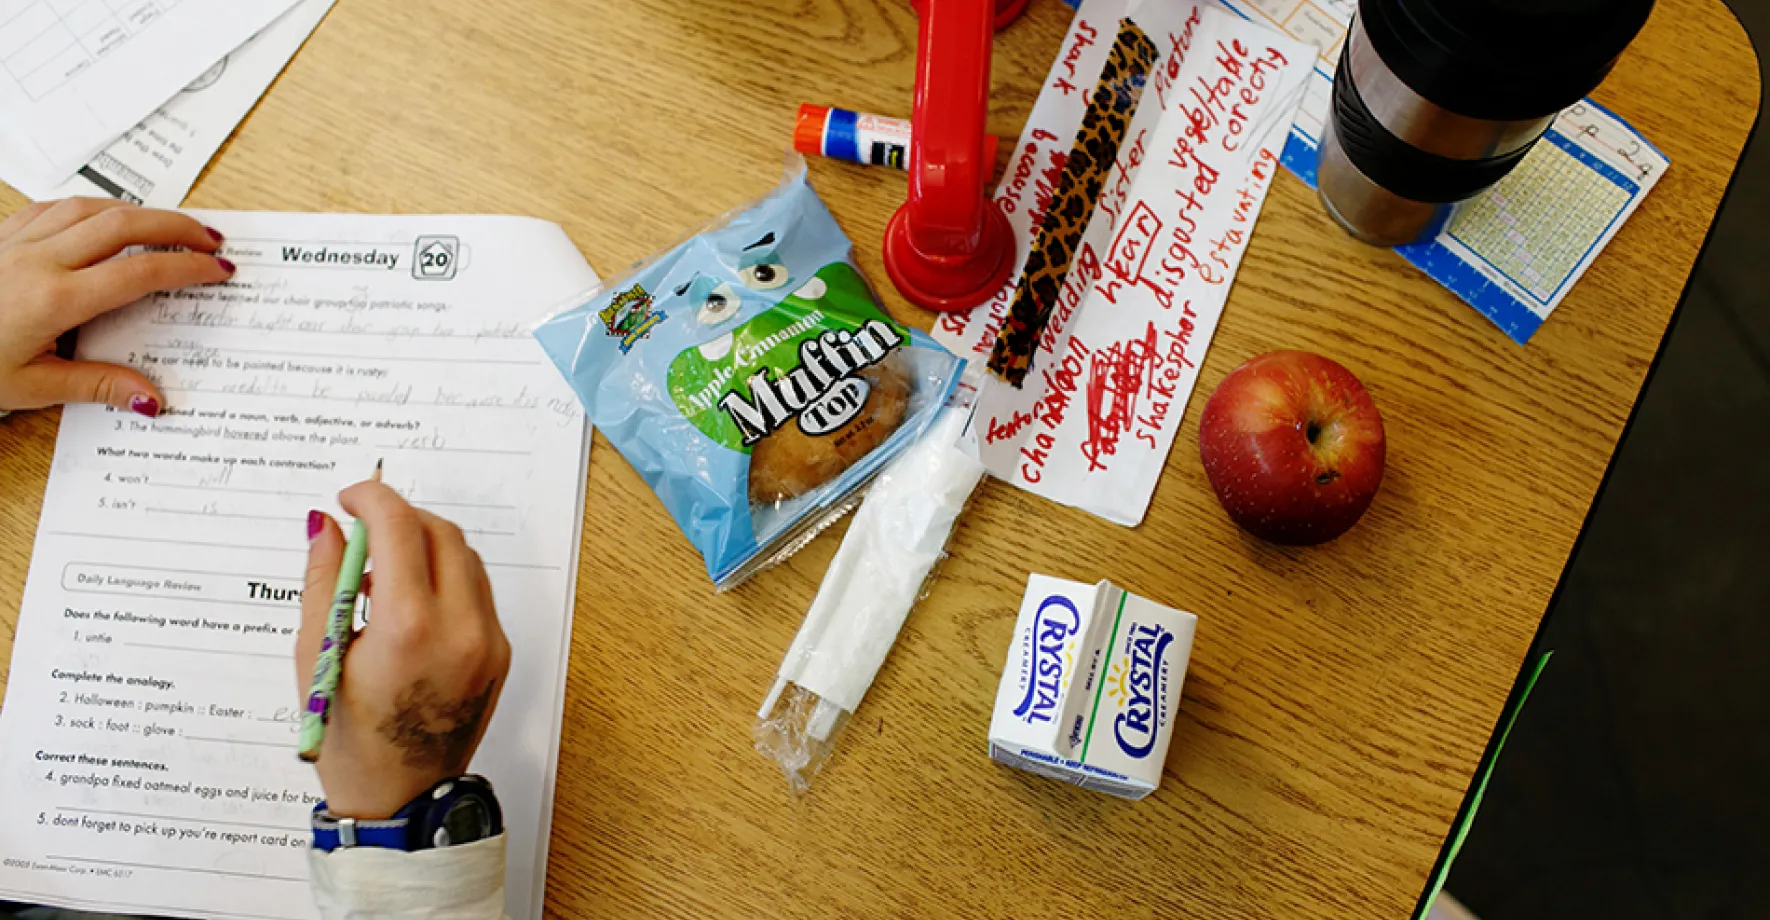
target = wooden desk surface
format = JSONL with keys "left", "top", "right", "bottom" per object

{"left": 0, "top": 0, "right": 1758, "bottom": 916}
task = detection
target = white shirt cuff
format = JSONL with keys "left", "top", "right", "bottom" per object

{"left": 308, "top": 833, "right": 507, "bottom": 920}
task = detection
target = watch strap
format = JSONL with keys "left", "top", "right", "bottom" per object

{"left": 310, "top": 774, "right": 499, "bottom": 852}
{"left": 311, "top": 812, "right": 409, "bottom": 852}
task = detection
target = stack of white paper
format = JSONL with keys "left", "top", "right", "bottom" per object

{"left": 0, "top": 0, "right": 335, "bottom": 206}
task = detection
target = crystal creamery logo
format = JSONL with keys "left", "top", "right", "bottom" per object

{"left": 600, "top": 284, "right": 665, "bottom": 354}
{"left": 1012, "top": 595, "right": 1081, "bottom": 725}
{"left": 1105, "top": 620, "right": 1175, "bottom": 758}
{"left": 717, "top": 319, "right": 903, "bottom": 444}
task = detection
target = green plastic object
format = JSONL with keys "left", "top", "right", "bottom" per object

{"left": 1414, "top": 650, "right": 1553, "bottom": 919}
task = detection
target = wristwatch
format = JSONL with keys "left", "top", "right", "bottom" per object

{"left": 311, "top": 775, "right": 502, "bottom": 852}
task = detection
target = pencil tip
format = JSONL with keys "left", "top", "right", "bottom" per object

{"left": 373, "top": 458, "right": 383, "bottom": 482}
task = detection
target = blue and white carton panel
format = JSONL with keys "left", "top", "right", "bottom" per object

{"left": 988, "top": 575, "right": 1197, "bottom": 800}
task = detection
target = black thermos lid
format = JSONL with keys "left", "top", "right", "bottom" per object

{"left": 1358, "top": 0, "right": 1656, "bottom": 122}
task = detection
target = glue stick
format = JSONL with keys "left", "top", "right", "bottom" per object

{"left": 794, "top": 104, "right": 1000, "bottom": 170}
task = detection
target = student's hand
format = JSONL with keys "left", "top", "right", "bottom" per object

{"left": 297, "top": 481, "right": 511, "bottom": 820}
{"left": 0, "top": 198, "right": 233, "bottom": 416}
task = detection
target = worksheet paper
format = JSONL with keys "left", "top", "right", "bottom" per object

{"left": 1212, "top": 0, "right": 1669, "bottom": 343}
{"left": 934, "top": 0, "right": 1312, "bottom": 525}
{"left": 0, "top": 0, "right": 334, "bottom": 206}
{"left": 0, "top": 0, "right": 297, "bottom": 182}
{"left": 0, "top": 211, "right": 596, "bottom": 920}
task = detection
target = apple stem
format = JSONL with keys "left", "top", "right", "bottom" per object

{"left": 1305, "top": 420, "right": 1322, "bottom": 444}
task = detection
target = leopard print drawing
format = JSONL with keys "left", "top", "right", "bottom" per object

{"left": 988, "top": 19, "right": 1158, "bottom": 388}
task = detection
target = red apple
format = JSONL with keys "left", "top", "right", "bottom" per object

{"left": 1197, "top": 350, "right": 1385, "bottom": 545}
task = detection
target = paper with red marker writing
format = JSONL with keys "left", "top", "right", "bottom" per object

{"left": 935, "top": 3, "right": 1311, "bottom": 526}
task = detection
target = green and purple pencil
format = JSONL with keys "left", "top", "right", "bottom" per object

{"left": 298, "top": 459, "right": 379, "bottom": 763}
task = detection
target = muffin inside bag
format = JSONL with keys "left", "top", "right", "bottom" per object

{"left": 535, "top": 163, "right": 964, "bottom": 588}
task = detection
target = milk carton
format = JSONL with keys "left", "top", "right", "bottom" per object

{"left": 988, "top": 575, "right": 1197, "bottom": 799}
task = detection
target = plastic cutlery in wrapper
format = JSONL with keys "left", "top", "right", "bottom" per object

{"left": 754, "top": 380, "right": 986, "bottom": 793}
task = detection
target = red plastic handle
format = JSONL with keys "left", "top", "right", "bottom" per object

{"left": 882, "top": 0, "right": 1015, "bottom": 313}
{"left": 913, "top": 0, "right": 1031, "bottom": 32}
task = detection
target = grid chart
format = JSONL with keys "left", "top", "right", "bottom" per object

{"left": 1242, "top": 0, "right": 1351, "bottom": 65}
{"left": 1447, "top": 139, "right": 1634, "bottom": 305}
{"left": 0, "top": 0, "right": 180, "bottom": 100}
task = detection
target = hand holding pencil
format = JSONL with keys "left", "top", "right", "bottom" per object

{"left": 298, "top": 460, "right": 380, "bottom": 763}
{"left": 296, "top": 477, "right": 511, "bottom": 820}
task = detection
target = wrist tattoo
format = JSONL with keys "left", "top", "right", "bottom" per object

{"left": 379, "top": 678, "right": 498, "bottom": 773}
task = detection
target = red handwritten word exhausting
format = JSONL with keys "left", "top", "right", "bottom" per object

{"left": 1201, "top": 147, "right": 1282, "bottom": 275}
{"left": 1250, "top": 144, "right": 1275, "bottom": 184}
{"left": 1207, "top": 227, "right": 1244, "bottom": 274}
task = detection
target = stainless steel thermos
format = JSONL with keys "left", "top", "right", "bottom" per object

{"left": 1318, "top": 0, "right": 1655, "bottom": 246}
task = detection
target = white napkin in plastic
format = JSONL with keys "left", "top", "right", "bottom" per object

{"left": 754, "top": 396, "right": 985, "bottom": 790}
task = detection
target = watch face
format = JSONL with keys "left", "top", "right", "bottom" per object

{"left": 441, "top": 797, "right": 490, "bottom": 845}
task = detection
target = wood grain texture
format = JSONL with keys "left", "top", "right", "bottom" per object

{"left": 0, "top": 0, "right": 1758, "bottom": 917}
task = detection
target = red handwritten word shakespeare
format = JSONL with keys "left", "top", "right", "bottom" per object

{"left": 1082, "top": 323, "right": 1161, "bottom": 472}
{"left": 1052, "top": 19, "right": 1100, "bottom": 96}
{"left": 1135, "top": 304, "right": 1201, "bottom": 447}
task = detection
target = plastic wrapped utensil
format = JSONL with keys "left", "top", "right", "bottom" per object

{"left": 754, "top": 390, "right": 985, "bottom": 793}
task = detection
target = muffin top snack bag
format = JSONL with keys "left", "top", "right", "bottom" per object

{"left": 535, "top": 162, "right": 965, "bottom": 588}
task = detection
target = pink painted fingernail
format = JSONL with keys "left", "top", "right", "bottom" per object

{"left": 307, "top": 510, "right": 324, "bottom": 541}
{"left": 128, "top": 394, "right": 159, "bottom": 418}
{"left": 217, "top": 257, "right": 236, "bottom": 274}
{"left": 206, "top": 227, "right": 224, "bottom": 243}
